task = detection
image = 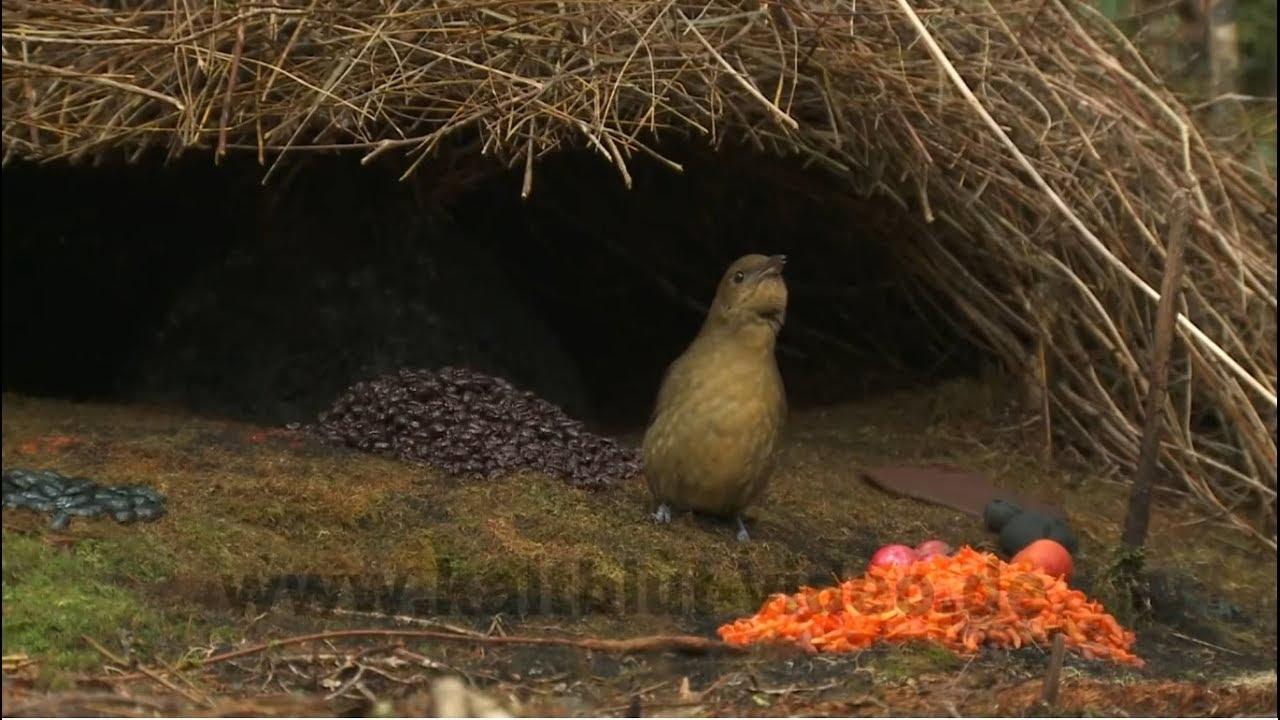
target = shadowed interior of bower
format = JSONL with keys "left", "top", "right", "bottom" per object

{"left": 1, "top": 142, "right": 986, "bottom": 429}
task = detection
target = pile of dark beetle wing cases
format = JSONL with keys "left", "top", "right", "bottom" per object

{"left": 309, "top": 367, "right": 641, "bottom": 489}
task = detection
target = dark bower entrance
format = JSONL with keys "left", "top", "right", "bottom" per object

{"left": 2, "top": 143, "right": 984, "bottom": 431}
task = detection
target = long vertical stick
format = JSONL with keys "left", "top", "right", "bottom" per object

{"left": 1038, "top": 336, "right": 1052, "bottom": 461}
{"left": 1123, "top": 192, "right": 1191, "bottom": 549}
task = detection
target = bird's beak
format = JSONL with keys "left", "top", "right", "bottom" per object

{"left": 757, "top": 254, "right": 786, "bottom": 278}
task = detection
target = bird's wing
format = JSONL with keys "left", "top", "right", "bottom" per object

{"left": 647, "top": 342, "right": 701, "bottom": 428}
{"left": 647, "top": 358, "right": 681, "bottom": 428}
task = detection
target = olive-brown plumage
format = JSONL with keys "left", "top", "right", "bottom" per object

{"left": 642, "top": 254, "right": 788, "bottom": 542}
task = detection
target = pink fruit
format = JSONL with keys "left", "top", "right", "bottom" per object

{"left": 915, "top": 540, "right": 953, "bottom": 559}
{"left": 868, "top": 544, "right": 918, "bottom": 569}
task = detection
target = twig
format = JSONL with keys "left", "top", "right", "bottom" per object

{"left": 2, "top": 57, "right": 184, "bottom": 110}
{"left": 329, "top": 608, "right": 486, "bottom": 637}
{"left": 600, "top": 699, "right": 719, "bottom": 713}
{"left": 216, "top": 21, "right": 246, "bottom": 161}
{"left": 1039, "top": 633, "right": 1067, "bottom": 707}
{"left": 104, "top": 629, "right": 743, "bottom": 683}
{"left": 87, "top": 636, "right": 209, "bottom": 708}
{"left": 676, "top": 8, "right": 799, "bottom": 131}
{"left": 206, "top": 629, "right": 742, "bottom": 662}
{"left": 83, "top": 634, "right": 131, "bottom": 667}
{"left": 1168, "top": 630, "right": 1245, "bottom": 656}
{"left": 323, "top": 664, "right": 366, "bottom": 700}
{"left": 135, "top": 664, "right": 209, "bottom": 707}
{"left": 1124, "top": 191, "right": 1190, "bottom": 548}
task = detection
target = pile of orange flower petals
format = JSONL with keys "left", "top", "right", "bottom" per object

{"left": 718, "top": 546, "right": 1142, "bottom": 666}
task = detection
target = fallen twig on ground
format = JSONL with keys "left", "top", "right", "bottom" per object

{"left": 95, "top": 628, "right": 743, "bottom": 685}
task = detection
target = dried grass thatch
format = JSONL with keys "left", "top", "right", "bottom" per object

{"left": 2, "top": 0, "right": 1276, "bottom": 546}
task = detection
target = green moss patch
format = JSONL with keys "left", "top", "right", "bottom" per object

{"left": 2, "top": 533, "right": 187, "bottom": 672}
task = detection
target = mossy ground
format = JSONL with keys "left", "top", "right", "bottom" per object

{"left": 2, "top": 378, "right": 1276, "bottom": 715}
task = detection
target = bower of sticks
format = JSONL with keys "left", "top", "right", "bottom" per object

{"left": 1, "top": 0, "right": 1277, "bottom": 715}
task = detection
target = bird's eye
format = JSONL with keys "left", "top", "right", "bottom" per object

{"left": 732, "top": 271, "right": 745, "bottom": 284}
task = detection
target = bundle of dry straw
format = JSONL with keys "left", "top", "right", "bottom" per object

{"left": 2, "top": 0, "right": 1276, "bottom": 546}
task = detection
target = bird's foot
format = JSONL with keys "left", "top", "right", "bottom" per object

{"left": 736, "top": 516, "right": 750, "bottom": 543}
{"left": 651, "top": 504, "right": 672, "bottom": 524}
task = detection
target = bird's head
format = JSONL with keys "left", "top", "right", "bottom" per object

{"left": 706, "top": 254, "right": 788, "bottom": 336}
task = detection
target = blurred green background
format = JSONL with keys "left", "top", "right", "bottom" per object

{"left": 1100, "top": 0, "right": 1276, "bottom": 170}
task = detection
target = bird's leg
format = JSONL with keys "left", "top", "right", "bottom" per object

{"left": 651, "top": 503, "right": 672, "bottom": 524}
{"left": 736, "top": 516, "right": 750, "bottom": 543}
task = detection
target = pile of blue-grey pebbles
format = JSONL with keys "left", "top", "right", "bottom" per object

{"left": 2, "top": 468, "right": 167, "bottom": 530}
